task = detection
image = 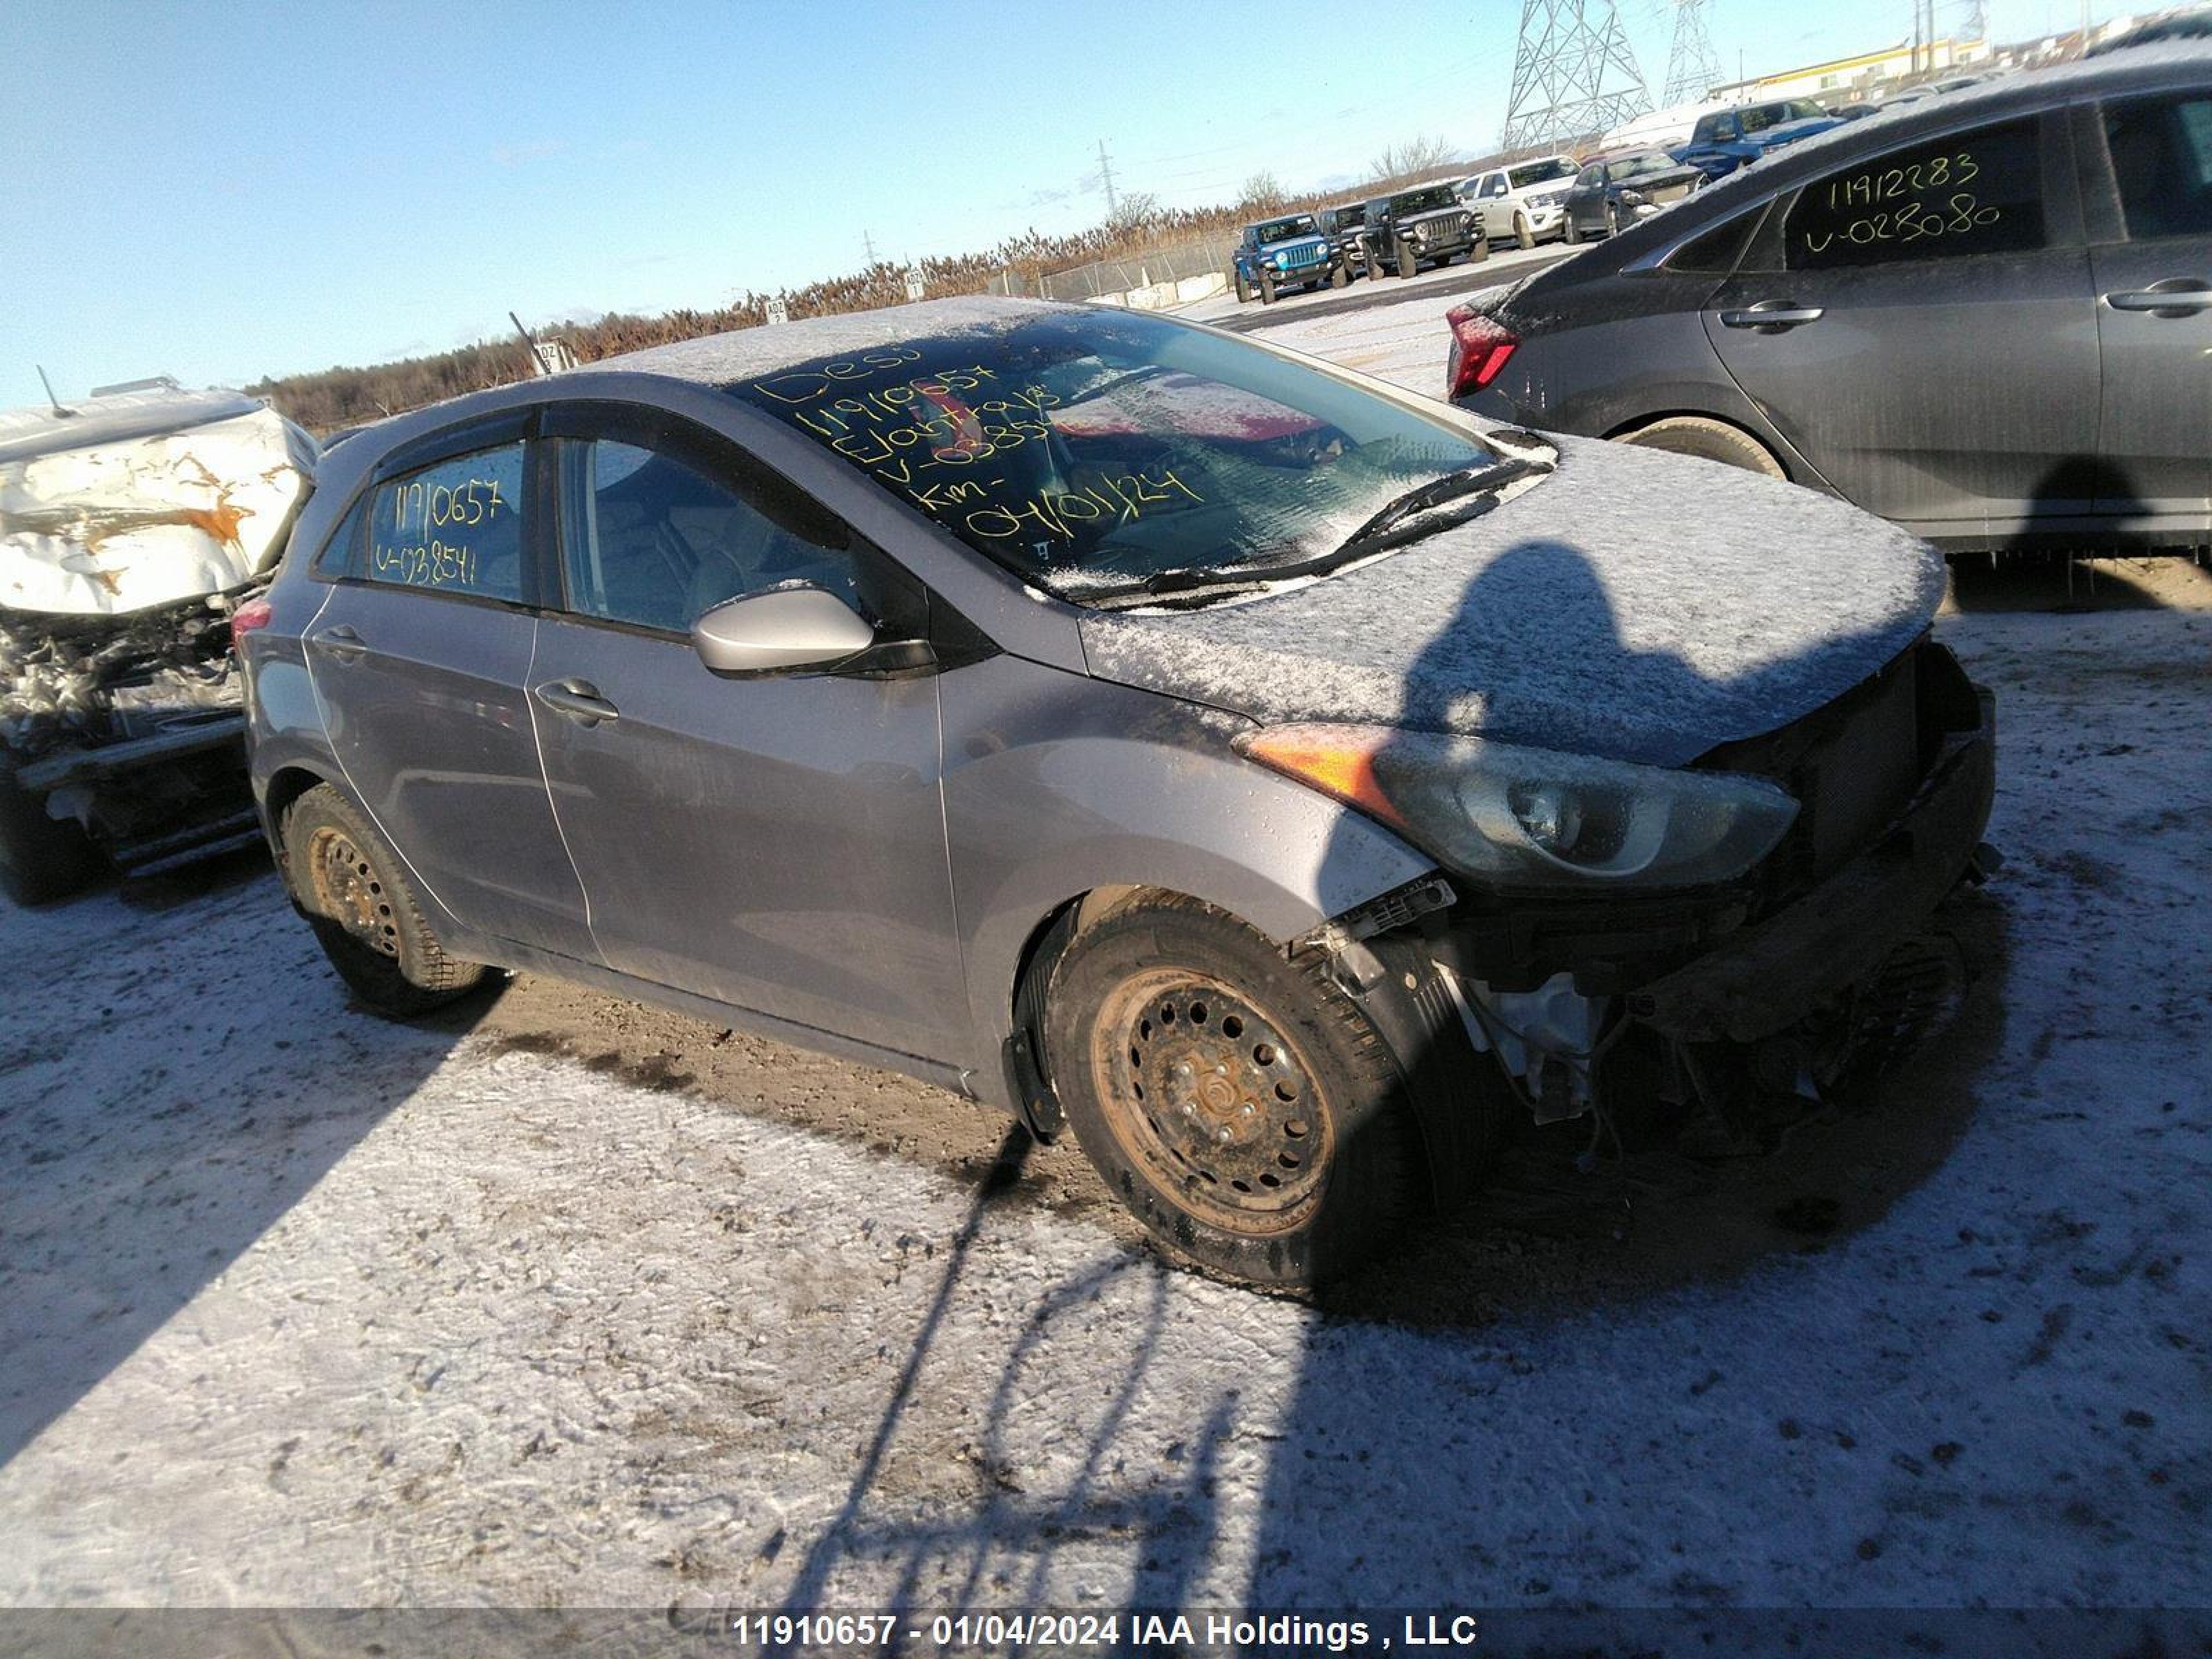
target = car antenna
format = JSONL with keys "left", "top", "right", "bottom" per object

{"left": 509, "top": 311, "right": 547, "bottom": 378}
{"left": 35, "top": 364, "right": 75, "bottom": 418}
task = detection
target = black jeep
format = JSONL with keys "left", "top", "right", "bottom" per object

{"left": 1318, "top": 201, "right": 1371, "bottom": 276}
{"left": 1361, "top": 182, "right": 1484, "bottom": 279}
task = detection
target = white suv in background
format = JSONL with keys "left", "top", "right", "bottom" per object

{"left": 1456, "top": 156, "right": 1581, "bottom": 249}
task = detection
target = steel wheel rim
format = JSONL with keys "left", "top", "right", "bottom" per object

{"left": 307, "top": 825, "right": 400, "bottom": 956}
{"left": 1088, "top": 968, "right": 1332, "bottom": 1235}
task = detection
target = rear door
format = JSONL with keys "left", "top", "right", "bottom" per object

{"left": 2086, "top": 86, "right": 2212, "bottom": 524}
{"left": 525, "top": 404, "right": 969, "bottom": 1065}
{"left": 1702, "top": 111, "right": 2099, "bottom": 534}
{"left": 306, "top": 422, "right": 594, "bottom": 956}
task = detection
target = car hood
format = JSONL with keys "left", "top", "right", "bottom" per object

{"left": 1076, "top": 433, "right": 1945, "bottom": 768}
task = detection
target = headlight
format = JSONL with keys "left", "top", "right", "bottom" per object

{"left": 1235, "top": 722, "right": 1799, "bottom": 890}
{"left": 1273, "top": 252, "right": 1290, "bottom": 266}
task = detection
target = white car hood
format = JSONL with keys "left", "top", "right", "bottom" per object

{"left": 1078, "top": 433, "right": 1945, "bottom": 767}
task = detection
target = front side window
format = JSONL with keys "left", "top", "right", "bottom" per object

{"left": 1575, "top": 165, "right": 1604, "bottom": 190}
{"left": 364, "top": 442, "right": 527, "bottom": 601}
{"left": 2103, "top": 92, "right": 2212, "bottom": 241}
{"left": 554, "top": 436, "right": 874, "bottom": 632}
{"left": 1483, "top": 175, "right": 1510, "bottom": 197}
{"left": 727, "top": 309, "right": 1512, "bottom": 605}
{"left": 1783, "top": 118, "right": 2045, "bottom": 269}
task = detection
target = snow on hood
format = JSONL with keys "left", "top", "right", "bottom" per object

{"left": 1078, "top": 433, "right": 1944, "bottom": 767}
{"left": 0, "top": 406, "right": 318, "bottom": 617}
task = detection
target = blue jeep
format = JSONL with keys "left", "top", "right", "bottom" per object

{"left": 1231, "top": 214, "right": 1344, "bottom": 305}
{"left": 1673, "top": 98, "right": 1843, "bottom": 180}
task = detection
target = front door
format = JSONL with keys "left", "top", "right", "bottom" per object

{"left": 1703, "top": 112, "right": 2099, "bottom": 534}
{"left": 2090, "top": 86, "right": 2212, "bottom": 525}
{"left": 525, "top": 411, "right": 968, "bottom": 1065}
{"left": 308, "top": 435, "right": 592, "bottom": 957}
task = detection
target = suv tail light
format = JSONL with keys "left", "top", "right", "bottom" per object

{"left": 1445, "top": 305, "right": 1518, "bottom": 400}
{"left": 228, "top": 597, "right": 275, "bottom": 653}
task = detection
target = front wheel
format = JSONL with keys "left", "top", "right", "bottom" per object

{"left": 1564, "top": 214, "right": 1583, "bottom": 245}
{"left": 283, "top": 783, "right": 488, "bottom": 1015}
{"left": 1513, "top": 214, "right": 1535, "bottom": 251}
{"left": 1258, "top": 269, "right": 1277, "bottom": 304}
{"left": 1232, "top": 267, "right": 1253, "bottom": 304}
{"left": 1396, "top": 242, "right": 1417, "bottom": 280}
{"left": 1329, "top": 263, "right": 1349, "bottom": 289}
{"left": 0, "top": 756, "right": 104, "bottom": 906}
{"left": 1044, "top": 894, "right": 1426, "bottom": 1286}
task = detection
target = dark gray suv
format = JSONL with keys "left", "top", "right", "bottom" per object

{"left": 1448, "top": 46, "right": 2212, "bottom": 554}
{"left": 239, "top": 298, "right": 1995, "bottom": 1285}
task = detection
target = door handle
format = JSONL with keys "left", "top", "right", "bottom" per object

{"left": 1719, "top": 301, "right": 1825, "bottom": 332}
{"left": 532, "top": 679, "right": 621, "bottom": 727}
{"left": 2106, "top": 279, "right": 2212, "bottom": 315}
{"left": 308, "top": 624, "right": 366, "bottom": 662}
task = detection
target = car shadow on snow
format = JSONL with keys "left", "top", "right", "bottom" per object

{"left": 0, "top": 864, "right": 503, "bottom": 1470}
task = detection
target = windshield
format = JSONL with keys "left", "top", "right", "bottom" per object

{"left": 726, "top": 310, "right": 1502, "bottom": 603}
{"left": 1326, "top": 204, "right": 1366, "bottom": 228}
{"left": 1611, "top": 151, "right": 1678, "bottom": 179}
{"left": 1508, "top": 158, "right": 1576, "bottom": 188}
{"left": 1742, "top": 100, "right": 1825, "bottom": 133}
{"left": 1253, "top": 215, "right": 1317, "bottom": 242}
{"left": 1391, "top": 185, "right": 1461, "bottom": 214}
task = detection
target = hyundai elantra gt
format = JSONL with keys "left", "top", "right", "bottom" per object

{"left": 238, "top": 297, "right": 1995, "bottom": 1285}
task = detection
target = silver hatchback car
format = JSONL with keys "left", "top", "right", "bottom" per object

{"left": 239, "top": 297, "right": 1996, "bottom": 1285}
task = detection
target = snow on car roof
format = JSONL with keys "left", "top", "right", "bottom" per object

{"left": 599, "top": 296, "right": 1092, "bottom": 391}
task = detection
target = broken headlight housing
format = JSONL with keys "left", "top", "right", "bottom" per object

{"left": 1235, "top": 722, "right": 1799, "bottom": 890}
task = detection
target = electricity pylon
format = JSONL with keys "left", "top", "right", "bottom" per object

{"left": 1501, "top": 0, "right": 1653, "bottom": 152}
{"left": 1662, "top": 0, "right": 1725, "bottom": 106}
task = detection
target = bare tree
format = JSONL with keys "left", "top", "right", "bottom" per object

{"left": 1369, "top": 133, "right": 1460, "bottom": 182}
{"left": 1239, "top": 170, "right": 1285, "bottom": 210}
{"left": 1105, "top": 191, "right": 1162, "bottom": 235}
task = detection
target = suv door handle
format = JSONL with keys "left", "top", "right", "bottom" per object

{"left": 2106, "top": 279, "right": 2212, "bottom": 315}
{"left": 532, "top": 679, "right": 621, "bottom": 727}
{"left": 1719, "top": 301, "right": 1825, "bottom": 332}
{"left": 308, "top": 624, "right": 366, "bottom": 662}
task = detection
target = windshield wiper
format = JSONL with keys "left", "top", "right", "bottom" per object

{"left": 1332, "top": 456, "right": 1541, "bottom": 559}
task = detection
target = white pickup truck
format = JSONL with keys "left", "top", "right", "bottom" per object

{"left": 0, "top": 379, "right": 317, "bottom": 903}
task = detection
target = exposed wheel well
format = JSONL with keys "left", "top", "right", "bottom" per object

{"left": 1602, "top": 410, "right": 1791, "bottom": 480}
{"left": 262, "top": 765, "right": 341, "bottom": 878}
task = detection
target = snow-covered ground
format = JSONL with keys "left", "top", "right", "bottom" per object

{"left": 3, "top": 310, "right": 2209, "bottom": 1641}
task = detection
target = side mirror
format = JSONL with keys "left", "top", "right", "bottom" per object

{"left": 691, "top": 583, "right": 875, "bottom": 676}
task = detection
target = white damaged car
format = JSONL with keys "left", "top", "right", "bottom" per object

{"left": 0, "top": 378, "right": 317, "bottom": 902}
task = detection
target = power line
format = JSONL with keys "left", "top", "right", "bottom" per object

{"left": 1501, "top": 0, "right": 1653, "bottom": 151}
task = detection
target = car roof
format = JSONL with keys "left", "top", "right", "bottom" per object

{"left": 593, "top": 294, "right": 1091, "bottom": 388}
{"left": 1553, "top": 41, "right": 2212, "bottom": 271}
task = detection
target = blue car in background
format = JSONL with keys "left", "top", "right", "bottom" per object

{"left": 1673, "top": 98, "right": 1842, "bottom": 179}
{"left": 1231, "top": 213, "right": 1345, "bottom": 305}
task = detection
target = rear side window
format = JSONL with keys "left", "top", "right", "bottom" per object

{"left": 1783, "top": 118, "right": 2045, "bottom": 269}
{"left": 2103, "top": 93, "right": 2212, "bottom": 240}
{"left": 364, "top": 442, "right": 527, "bottom": 601}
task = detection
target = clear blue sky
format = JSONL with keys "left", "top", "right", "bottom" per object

{"left": 0, "top": 0, "right": 2125, "bottom": 406}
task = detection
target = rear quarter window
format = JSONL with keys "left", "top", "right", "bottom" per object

{"left": 1783, "top": 118, "right": 2045, "bottom": 269}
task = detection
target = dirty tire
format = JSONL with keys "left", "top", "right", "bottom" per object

{"left": 1604, "top": 204, "right": 1620, "bottom": 238}
{"left": 1396, "top": 242, "right": 1418, "bottom": 280}
{"left": 1330, "top": 263, "right": 1349, "bottom": 289}
{"left": 1232, "top": 267, "right": 1254, "bottom": 304}
{"left": 1044, "top": 894, "right": 1424, "bottom": 1288}
{"left": 0, "top": 756, "right": 104, "bottom": 906}
{"left": 1469, "top": 234, "right": 1490, "bottom": 263}
{"left": 283, "top": 783, "right": 486, "bottom": 1016}
{"left": 1514, "top": 214, "right": 1535, "bottom": 250}
{"left": 1258, "top": 269, "right": 1277, "bottom": 305}
{"left": 1615, "top": 415, "right": 1788, "bottom": 480}
{"left": 1565, "top": 214, "right": 1582, "bottom": 245}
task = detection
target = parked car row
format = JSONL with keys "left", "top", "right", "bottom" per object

{"left": 1443, "top": 43, "right": 2212, "bottom": 557}
{"left": 1233, "top": 182, "right": 1487, "bottom": 303}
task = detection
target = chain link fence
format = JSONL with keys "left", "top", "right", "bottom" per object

{"left": 988, "top": 236, "right": 1241, "bottom": 303}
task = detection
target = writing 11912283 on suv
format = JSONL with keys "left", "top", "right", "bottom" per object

{"left": 241, "top": 298, "right": 1996, "bottom": 1287}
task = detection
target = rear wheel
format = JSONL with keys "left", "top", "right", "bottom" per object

{"left": 283, "top": 783, "right": 487, "bottom": 1015}
{"left": 0, "top": 756, "right": 104, "bottom": 906}
{"left": 1615, "top": 415, "right": 1788, "bottom": 479}
{"left": 1232, "top": 266, "right": 1253, "bottom": 304}
{"left": 1044, "top": 894, "right": 1425, "bottom": 1286}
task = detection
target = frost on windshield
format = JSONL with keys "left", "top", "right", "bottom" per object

{"left": 720, "top": 309, "right": 1497, "bottom": 601}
